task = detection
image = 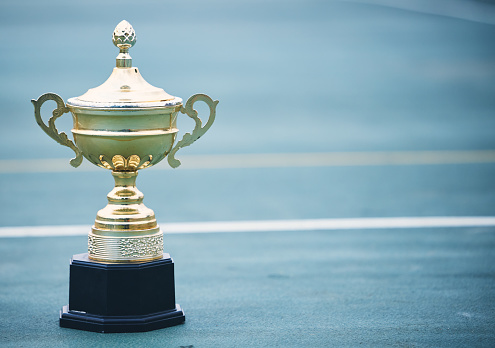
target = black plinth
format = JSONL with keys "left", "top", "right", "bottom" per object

{"left": 59, "top": 253, "right": 185, "bottom": 333}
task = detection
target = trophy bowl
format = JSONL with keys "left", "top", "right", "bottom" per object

{"left": 32, "top": 20, "right": 218, "bottom": 263}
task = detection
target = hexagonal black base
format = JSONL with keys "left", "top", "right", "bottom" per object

{"left": 59, "top": 253, "right": 185, "bottom": 333}
{"left": 60, "top": 304, "right": 185, "bottom": 333}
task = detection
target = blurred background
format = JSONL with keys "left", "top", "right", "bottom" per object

{"left": 1, "top": 1, "right": 495, "bottom": 346}
{"left": 0, "top": 0, "right": 494, "bottom": 226}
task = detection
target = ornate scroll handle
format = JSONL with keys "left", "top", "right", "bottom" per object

{"left": 31, "top": 93, "right": 83, "bottom": 168}
{"left": 167, "top": 93, "right": 218, "bottom": 168}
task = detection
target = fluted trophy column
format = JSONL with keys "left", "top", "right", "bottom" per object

{"left": 32, "top": 20, "right": 218, "bottom": 333}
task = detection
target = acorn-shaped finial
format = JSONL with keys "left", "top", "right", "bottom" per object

{"left": 112, "top": 20, "right": 136, "bottom": 68}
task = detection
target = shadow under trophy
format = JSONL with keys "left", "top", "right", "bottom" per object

{"left": 31, "top": 20, "right": 218, "bottom": 333}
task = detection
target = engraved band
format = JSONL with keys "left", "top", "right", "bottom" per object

{"left": 88, "top": 230, "right": 163, "bottom": 262}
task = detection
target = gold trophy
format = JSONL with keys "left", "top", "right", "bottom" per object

{"left": 32, "top": 20, "right": 217, "bottom": 332}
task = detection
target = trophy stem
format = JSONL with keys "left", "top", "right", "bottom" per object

{"left": 88, "top": 170, "right": 164, "bottom": 263}
{"left": 107, "top": 171, "right": 143, "bottom": 205}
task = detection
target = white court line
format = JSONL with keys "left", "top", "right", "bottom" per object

{"left": 1, "top": 150, "right": 495, "bottom": 173}
{"left": 1, "top": 216, "right": 494, "bottom": 238}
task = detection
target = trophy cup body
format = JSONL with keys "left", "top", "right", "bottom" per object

{"left": 31, "top": 21, "right": 217, "bottom": 332}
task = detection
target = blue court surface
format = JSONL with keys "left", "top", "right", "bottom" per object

{"left": 1, "top": 0, "right": 495, "bottom": 347}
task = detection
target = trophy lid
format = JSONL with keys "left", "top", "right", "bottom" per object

{"left": 67, "top": 20, "right": 182, "bottom": 108}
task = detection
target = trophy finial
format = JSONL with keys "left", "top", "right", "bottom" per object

{"left": 112, "top": 20, "right": 136, "bottom": 68}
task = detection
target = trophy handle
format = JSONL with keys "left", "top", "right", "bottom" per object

{"left": 31, "top": 93, "right": 83, "bottom": 168}
{"left": 167, "top": 93, "right": 218, "bottom": 168}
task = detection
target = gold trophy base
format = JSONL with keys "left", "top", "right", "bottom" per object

{"left": 88, "top": 171, "right": 164, "bottom": 263}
